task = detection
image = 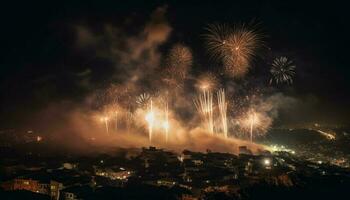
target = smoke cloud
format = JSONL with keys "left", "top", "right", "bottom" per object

{"left": 22, "top": 6, "right": 300, "bottom": 155}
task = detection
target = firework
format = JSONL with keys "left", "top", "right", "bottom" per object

{"left": 217, "top": 89, "right": 228, "bottom": 138}
{"left": 107, "top": 104, "right": 122, "bottom": 131}
{"left": 162, "top": 44, "right": 192, "bottom": 92}
{"left": 125, "top": 108, "right": 134, "bottom": 133}
{"left": 107, "top": 84, "right": 135, "bottom": 107}
{"left": 270, "top": 56, "right": 296, "bottom": 84}
{"left": 165, "top": 44, "right": 193, "bottom": 80}
{"left": 196, "top": 72, "right": 220, "bottom": 91}
{"left": 136, "top": 93, "right": 151, "bottom": 108}
{"left": 163, "top": 101, "right": 170, "bottom": 143}
{"left": 203, "top": 24, "right": 231, "bottom": 59}
{"left": 100, "top": 116, "right": 110, "bottom": 135}
{"left": 241, "top": 109, "right": 261, "bottom": 142}
{"left": 223, "top": 55, "right": 250, "bottom": 78}
{"left": 145, "top": 99, "right": 155, "bottom": 143}
{"left": 161, "top": 75, "right": 184, "bottom": 90}
{"left": 114, "top": 110, "right": 119, "bottom": 131}
{"left": 204, "top": 23, "right": 263, "bottom": 77}
{"left": 249, "top": 111, "right": 256, "bottom": 142}
{"left": 93, "top": 89, "right": 109, "bottom": 110}
{"left": 194, "top": 91, "right": 214, "bottom": 134}
{"left": 106, "top": 84, "right": 121, "bottom": 104}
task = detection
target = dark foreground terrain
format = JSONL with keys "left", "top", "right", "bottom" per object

{"left": 1, "top": 129, "right": 350, "bottom": 200}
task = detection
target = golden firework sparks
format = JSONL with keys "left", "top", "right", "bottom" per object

{"left": 217, "top": 89, "right": 228, "bottom": 138}
{"left": 194, "top": 90, "right": 214, "bottom": 134}
{"left": 204, "top": 23, "right": 264, "bottom": 77}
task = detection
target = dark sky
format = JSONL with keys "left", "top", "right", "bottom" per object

{"left": 0, "top": 0, "right": 349, "bottom": 128}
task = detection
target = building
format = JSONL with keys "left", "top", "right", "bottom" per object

{"left": 60, "top": 185, "right": 93, "bottom": 200}
{"left": 1, "top": 179, "right": 39, "bottom": 192}
{"left": 95, "top": 167, "right": 133, "bottom": 180}
{"left": 0, "top": 178, "right": 63, "bottom": 200}
{"left": 49, "top": 181, "right": 63, "bottom": 200}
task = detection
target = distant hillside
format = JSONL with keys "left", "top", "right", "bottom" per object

{"left": 261, "top": 128, "right": 350, "bottom": 155}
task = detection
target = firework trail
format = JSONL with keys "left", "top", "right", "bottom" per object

{"left": 145, "top": 99, "right": 155, "bottom": 143}
{"left": 163, "top": 101, "right": 169, "bottom": 143}
{"left": 106, "top": 84, "right": 122, "bottom": 104}
{"left": 101, "top": 116, "right": 110, "bottom": 135}
{"left": 204, "top": 23, "right": 263, "bottom": 77}
{"left": 114, "top": 110, "right": 118, "bottom": 131}
{"left": 270, "top": 56, "right": 296, "bottom": 84}
{"left": 194, "top": 90, "right": 214, "bottom": 134}
{"left": 248, "top": 110, "right": 257, "bottom": 142}
{"left": 125, "top": 108, "right": 134, "bottom": 133}
{"left": 217, "top": 89, "right": 228, "bottom": 138}
{"left": 109, "top": 104, "right": 122, "bottom": 132}
{"left": 97, "top": 84, "right": 135, "bottom": 132}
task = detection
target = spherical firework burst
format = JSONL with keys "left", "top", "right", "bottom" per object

{"left": 204, "top": 23, "right": 264, "bottom": 77}
{"left": 270, "top": 56, "right": 296, "bottom": 84}
{"left": 223, "top": 55, "right": 250, "bottom": 78}
{"left": 203, "top": 24, "right": 232, "bottom": 59}
{"left": 165, "top": 43, "right": 193, "bottom": 80}
{"left": 136, "top": 93, "right": 151, "bottom": 108}
{"left": 196, "top": 72, "right": 220, "bottom": 91}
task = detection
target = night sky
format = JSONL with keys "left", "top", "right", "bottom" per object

{"left": 1, "top": 0, "right": 349, "bottom": 128}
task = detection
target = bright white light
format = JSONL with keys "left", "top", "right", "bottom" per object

{"left": 145, "top": 112, "right": 155, "bottom": 123}
{"left": 100, "top": 117, "right": 109, "bottom": 122}
{"left": 162, "top": 121, "right": 170, "bottom": 130}
{"left": 200, "top": 83, "right": 210, "bottom": 91}
{"left": 263, "top": 158, "right": 271, "bottom": 166}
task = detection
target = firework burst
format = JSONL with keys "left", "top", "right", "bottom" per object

{"left": 203, "top": 24, "right": 232, "bottom": 60}
{"left": 136, "top": 93, "right": 151, "bottom": 108}
{"left": 196, "top": 72, "right": 220, "bottom": 91}
{"left": 204, "top": 23, "right": 264, "bottom": 77}
{"left": 165, "top": 43, "right": 193, "bottom": 80}
{"left": 270, "top": 56, "right": 296, "bottom": 84}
